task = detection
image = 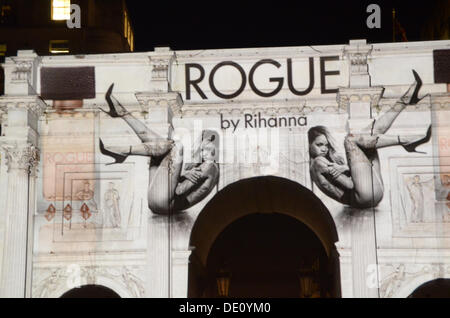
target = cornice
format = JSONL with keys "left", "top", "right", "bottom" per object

{"left": 0, "top": 95, "right": 48, "bottom": 118}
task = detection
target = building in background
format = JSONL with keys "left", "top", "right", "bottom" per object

{"left": 0, "top": 0, "right": 134, "bottom": 94}
{"left": 421, "top": 1, "right": 450, "bottom": 41}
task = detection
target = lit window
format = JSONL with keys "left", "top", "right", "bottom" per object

{"left": 0, "top": 44, "right": 6, "bottom": 56}
{"left": 51, "top": 0, "right": 71, "bottom": 20}
{"left": 1, "top": 4, "right": 13, "bottom": 25}
{"left": 130, "top": 33, "right": 134, "bottom": 52}
{"left": 49, "top": 40, "right": 69, "bottom": 54}
{"left": 124, "top": 11, "right": 128, "bottom": 37}
{"left": 124, "top": 10, "right": 134, "bottom": 51}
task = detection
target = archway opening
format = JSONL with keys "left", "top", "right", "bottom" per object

{"left": 207, "top": 213, "right": 329, "bottom": 297}
{"left": 408, "top": 279, "right": 450, "bottom": 298}
{"left": 60, "top": 285, "right": 121, "bottom": 298}
{"left": 188, "top": 176, "right": 341, "bottom": 298}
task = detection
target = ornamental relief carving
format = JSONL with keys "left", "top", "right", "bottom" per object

{"left": 349, "top": 53, "right": 369, "bottom": 74}
{"left": 32, "top": 265, "right": 145, "bottom": 298}
{"left": 1, "top": 144, "right": 40, "bottom": 172}
{"left": 0, "top": 99, "right": 47, "bottom": 118}
{"left": 151, "top": 58, "right": 171, "bottom": 81}
{"left": 179, "top": 103, "right": 343, "bottom": 117}
{"left": 379, "top": 263, "right": 449, "bottom": 298}
{"left": 135, "top": 93, "right": 182, "bottom": 115}
{"left": 11, "top": 61, "right": 33, "bottom": 82}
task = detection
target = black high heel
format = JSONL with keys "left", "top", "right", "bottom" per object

{"left": 407, "top": 70, "right": 429, "bottom": 105}
{"left": 400, "top": 125, "right": 432, "bottom": 154}
{"left": 99, "top": 83, "right": 129, "bottom": 118}
{"left": 99, "top": 138, "right": 131, "bottom": 165}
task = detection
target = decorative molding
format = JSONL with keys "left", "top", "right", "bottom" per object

{"left": 379, "top": 262, "right": 449, "bottom": 298}
{"left": 337, "top": 86, "right": 385, "bottom": 112}
{"left": 0, "top": 95, "right": 48, "bottom": 118}
{"left": 32, "top": 265, "right": 145, "bottom": 298}
{"left": 179, "top": 101, "right": 341, "bottom": 117}
{"left": 11, "top": 61, "right": 33, "bottom": 83}
{"left": 135, "top": 91, "right": 183, "bottom": 115}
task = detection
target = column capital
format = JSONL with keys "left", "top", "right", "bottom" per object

{"left": 149, "top": 47, "right": 175, "bottom": 93}
{"left": 1, "top": 143, "right": 40, "bottom": 173}
{"left": 3, "top": 50, "right": 41, "bottom": 95}
{"left": 343, "top": 39, "right": 373, "bottom": 88}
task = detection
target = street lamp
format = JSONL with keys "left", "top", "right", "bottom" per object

{"left": 298, "top": 258, "right": 320, "bottom": 298}
{"left": 298, "top": 270, "right": 315, "bottom": 298}
{"left": 216, "top": 268, "right": 231, "bottom": 297}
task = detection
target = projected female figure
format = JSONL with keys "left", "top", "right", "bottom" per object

{"left": 308, "top": 70, "right": 431, "bottom": 208}
{"left": 98, "top": 84, "right": 219, "bottom": 214}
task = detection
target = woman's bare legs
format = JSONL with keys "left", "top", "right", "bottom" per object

{"left": 103, "top": 84, "right": 162, "bottom": 142}
{"left": 147, "top": 141, "right": 184, "bottom": 214}
{"left": 100, "top": 140, "right": 173, "bottom": 157}
{"left": 100, "top": 84, "right": 185, "bottom": 214}
{"left": 370, "top": 83, "right": 415, "bottom": 135}
{"left": 344, "top": 75, "right": 430, "bottom": 207}
{"left": 344, "top": 135, "right": 384, "bottom": 208}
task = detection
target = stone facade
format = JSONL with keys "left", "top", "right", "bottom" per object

{"left": 0, "top": 39, "right": 449, "bottom": 298}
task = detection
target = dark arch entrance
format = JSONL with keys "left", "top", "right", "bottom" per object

{"left": 188, "top": 176, "right": 341, "bottom": 298}
{"left": 409, "top": 279, "right": 450, "bottom": 298}
{"left": 60, "top": 285, "right": 121, "bottom": 298}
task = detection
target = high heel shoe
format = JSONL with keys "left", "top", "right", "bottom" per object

{"left": 404, "top": 70, "right": 429, "bottom": 105}
{"left": 99, "top": 83, "right": 129, "bottom": 118}
{"left": 400, "top": 125, "right": 432, "bottom": 154}
{"left": 99, "top": 138, "right": 131, "bottom": 165}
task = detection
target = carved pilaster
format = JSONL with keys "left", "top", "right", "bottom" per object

{"left": 350, "top": 208, "right": 379, "bottom": 298}
{"left": 0, "top": 96, "right": 47, "bottom": 146}
{"left": 3, "top": 50, "right": 40, "bottom": 95}
{"left": 0, "top": 143, "right": 40, "bottom": 297}
{"left": 343, "top": 39, "right": 373, "bottom": 88}
{"left": 11, "top": 61, "right": 33, "bottom": 83}
{"left": 149, "top": 47, "right": 175, "bottom": 93}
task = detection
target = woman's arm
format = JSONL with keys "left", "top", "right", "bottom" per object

{"left": 329, "top": 173, "right": 354, "bottom": 190}
{"left": 175, "top": 169, "right": 202, "bottom": 195}
{"left": 185, "top": 163, "right": 219, "bottom": 205}
{"left": 314, "top": 158, "right": 354, "bottom": 191}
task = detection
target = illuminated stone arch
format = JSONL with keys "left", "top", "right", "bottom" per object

{"left": 188, "top": 175, "right": 340, "bottom": 297}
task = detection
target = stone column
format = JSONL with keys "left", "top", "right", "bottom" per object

{"left": 171, "top": 250, "right": 192, "bottom": 297}
{"left": 336, "top": 39, "right": 385, "bottom": 298}
{"left": 0, "top": 94, "right": 45, "bottom": 297}
{"left": 137, "top": 94, "right": 183, "bottom": 297}
{"left": 0, "top": 144, "right": 39, "bottom": 297}
{"left": 139, "top": 48, "right": 188, "bottom": 297}
{"left": 25, "top": 160, "right": 38, "bottom": 298}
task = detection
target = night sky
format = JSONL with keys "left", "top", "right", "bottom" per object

{"left": 125, "top": 0, "right": 439, "bottom": 51}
